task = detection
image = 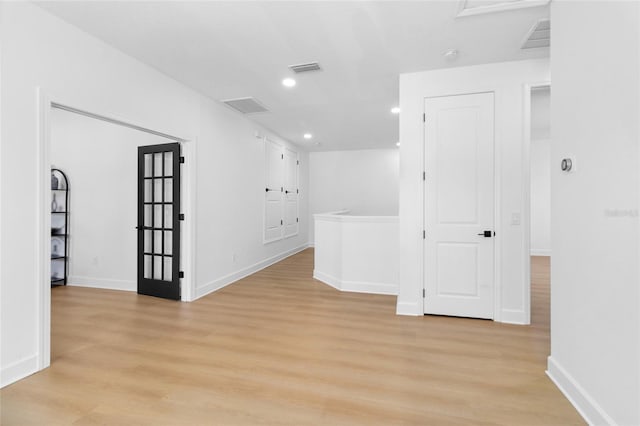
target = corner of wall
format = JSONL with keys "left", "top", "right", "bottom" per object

{"left": 1, "top": 354, "right": 39, "bottom": 388}
{"left": 396, "top": 301, "right": 422, "bottom": 316}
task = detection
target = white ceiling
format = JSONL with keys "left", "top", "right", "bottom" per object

{"left": 36, "top": 1, "right": 549, "bottom": 151}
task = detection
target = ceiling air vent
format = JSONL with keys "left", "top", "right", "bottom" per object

{"left": 521, "top": 19, "right": 550, "bottom": 49}
{"left": 288, "top": 62, "right": 322, "bottom": 73}
{"left": 221, "top": 97, "right": 269, "bottom": 114}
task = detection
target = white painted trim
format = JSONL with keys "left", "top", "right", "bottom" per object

{"left": 456, "top": 0, "right": 550, "bottom": 18}
{"left": 500, "top": 309, "right": 527, "bottom": 325}
{"left": 37, "top": 89, "right": 52, "bottom": 372}
{"left": 0, "top": 354, "right": 39, "bottom": 388}
{"left": 530, "top": 249, "right": 551, "bottom": 256}
{"left": 180, "top": 137, "right": 197, "bottom": 302}
{"left": 523, "top": 81, "right": 551, "bottom": 326}
{"left": 396, "top": 301, "right": 422, "bottom": 316}
{"left": 195, "top": 244, "right": 309, "bottom": 300}
{"left": 547, "top": 356, "right": 615, "bottom": 426}
{"left": 493, "top": 89, "right": 503, "bottom": 323}
{"left": 312, "top": 270, "right": 341, "bottom": 291}
{"left": 68, "top": 276, "right": 135, "bottom": 292}
{"left": 313, "top": 270, "right": 398, "bottom": 295}
{"left": 36, "top": 88, "right": 197, "bottom": 382}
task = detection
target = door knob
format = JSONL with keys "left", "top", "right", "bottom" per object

{"left": 477, "top": 230, "right": 494, "bottom": 238}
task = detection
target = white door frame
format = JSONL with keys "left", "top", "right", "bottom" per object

{"left": 522, "top": 81, "right": 551, "bottom": 325}
{"left": 422, "top": 91, "right": 501, "bottom": 319}
{"left": 36, "top": 88, "right": 197, "bottom": 370}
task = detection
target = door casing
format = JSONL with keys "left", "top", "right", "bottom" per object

{"left": 522, "top": 81, "right": 552, "bottom": 325}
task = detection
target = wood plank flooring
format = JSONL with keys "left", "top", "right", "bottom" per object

{"left": 1, "top": 251, "right": 583, "bottom": 425}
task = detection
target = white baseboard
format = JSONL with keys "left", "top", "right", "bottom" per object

{"left": 307, "top": 242, "right": 315, "bottom": 248}
{"left": 547, "top": 356, "right": 614, "bottom": 426}
{"left": 530, "top": 249, "right": 551, "bottom": 256}
{"left": 1, "top": 354, "right": 39, "bottom": 388}
{"left": 195, "top": 244, "right": 309, "bottom": 300}
{"left": 312, "top": 270, "right": 340, "bottom": 290}
{"left": 68, "top": 276, "right": 135, "bottom": 292}
{"left": 313, "top": 270, "right": 398, "bottom": 295}
{"left": 500, "top": 308, "right": 528, "bottom": 325}
{"left": 396, "top": 301, "right": 422, "bottom": 316}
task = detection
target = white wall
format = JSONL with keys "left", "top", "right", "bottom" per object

{"left": 313, "top": 213, "right": 399, "bottom": 295}
{"left": 0, "top": 2, "right": 308, "bottom": 387}
{"left": 547, "top": 2, "right": 640, "bottom": 425}
{"left": 50, "top": 108, "right": 167, "bottom": 291}
{"left": 398, "top": 59, "right": 550, "bottom": 322}
{"left": 530, "top": 139, "right": 550, "bottom": 255}
{"left": 195, "top": 100, "right": 309, "bottom": 298}
{"left": 308, "top": 149, "right": 399, "bottom": 243}
{"left": 530, "top": 87, "right": 551, "bottom": 255}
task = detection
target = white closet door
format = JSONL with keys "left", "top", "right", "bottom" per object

{"left": 283, "top": 148, "right": 299, "bottom": 238}
{"left": 424, "top": 92, "right": 495, "bottom": 319}
{"left": 264, "top": 138, "right": 283, "bottom": 243}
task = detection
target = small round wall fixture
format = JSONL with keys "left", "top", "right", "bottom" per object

{"left": 282, "top": 78, "right": 296, "bottom": 88}
{"left": 303, "top": 133, "right": 313, "bottom": 140}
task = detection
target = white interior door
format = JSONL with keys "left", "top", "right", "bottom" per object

{"left": 283, "top": 148, "right": 299, "bottom": 238}
{"left": 424, "top": 92, "right": 495, "bottom": 319}
{"left": 264, "top": 138, "right": 283, "bottom": 243}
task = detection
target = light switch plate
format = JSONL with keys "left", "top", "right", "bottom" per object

{"left": 511, "top": 212, "right": 521, "bottom": 226}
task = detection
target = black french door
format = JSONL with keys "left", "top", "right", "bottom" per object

{"left": 137, "top": 143, "right": 181, "bottom": 300}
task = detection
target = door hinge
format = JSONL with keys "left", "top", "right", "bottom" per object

{"left": 179, "top": 271, "right": 184, "bottom": 278}
{"left": 423, "top": 171, "right": 426, "bottom": 181}
{"left": 179, "top": 213, "right": 185, "bottom": 221}
{"left": 281, "top": 154, "right": 284, "bottom": 159}
{"left": 180, "top": 156, "right": 185, "bottom": 164}
{"left": 296, "top": 218, "right": 299, "bottom": 223}
{"left": 423, "top": 289, "right": 425, "bottom": 298}
{"left": 423, "top": 230, "right": 426, "bottom": 239}
{"left": 281, "top": 187, "right": 283, "bottom": 192}
{"left": 297, "top": 189, "right": 299, "bottom": 194}
{"left": 297, "top": 160, "right": 299, "bottom": 165}
{"left": 423, "top": 113, "right": 426, "bottom": 122}
{"left": 281, "top": 219, "right": 283, "bottom": 226}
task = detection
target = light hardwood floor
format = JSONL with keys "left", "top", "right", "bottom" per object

{"left": 1, "top": 251, "right": 582, "bottom": 425}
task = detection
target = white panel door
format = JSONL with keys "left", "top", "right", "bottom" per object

{"left": 283, "top": 148, "right": 299, "bottom": 238}
{"left": 264, "top": 138, "right": 283, "bottom": 243}
{"left": 424, "top": 92, "right": 495, "bottom": 319}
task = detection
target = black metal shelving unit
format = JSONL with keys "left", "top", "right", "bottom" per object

{"left": 51, "top": 168, "right": 69, "bottom": 286}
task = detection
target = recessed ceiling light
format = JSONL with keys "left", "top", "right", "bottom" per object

{"left": 282, "top": 78, "right": 296, "bottom": 88}
{"left": 391, "top": 107, "right": 401, "bottom": 114}
{"left": 396, "top": 142, "right": 401, "bottom": 147}
{"left": 303, "top": 133, "right": 313, "bottom": 139}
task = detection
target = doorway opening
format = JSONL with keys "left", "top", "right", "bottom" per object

{"left": 37, "top": 94, "right": 195, "bottom": 371}
{"left": 527, "top": 84, "right": 551, "bottom": 327}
